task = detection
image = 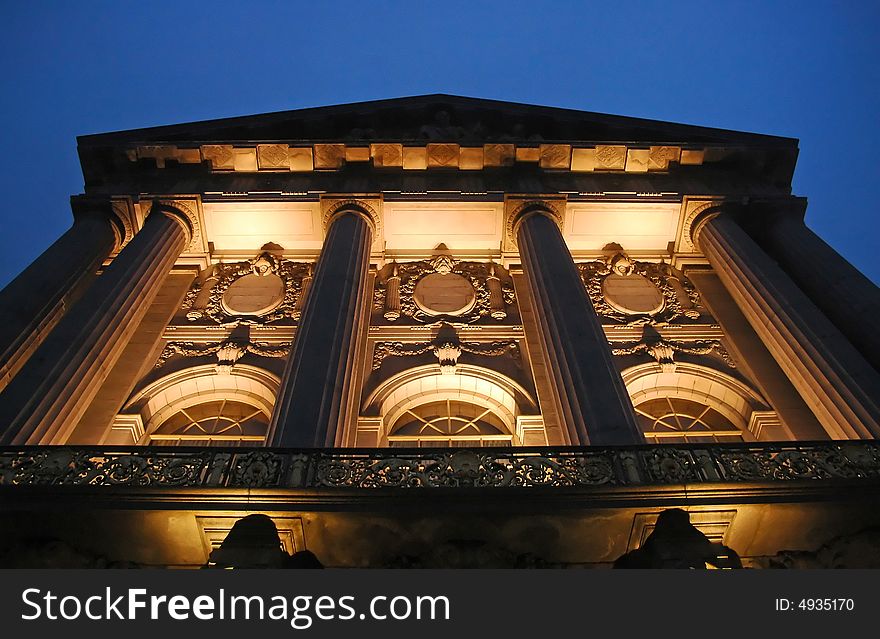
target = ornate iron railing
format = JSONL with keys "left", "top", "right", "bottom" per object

{"left": 0, "top": 442, "right": 879, "bottom": 490}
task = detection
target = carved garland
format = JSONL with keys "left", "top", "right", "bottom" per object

{"left": 611, "top": 337, "right": 736, "bottom": 370}
{"left": 372, "top": 340, "right": 521, "bottom": 370}
{"left": 155, "top": 340, "right": 292, "bottom": 369}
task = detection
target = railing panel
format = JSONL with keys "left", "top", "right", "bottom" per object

{"left": 1, "top": 442, "right": 879, "bottom": 489}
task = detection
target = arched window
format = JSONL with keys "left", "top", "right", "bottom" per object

{"left": 361, "top": 364, "right": 540, "bottom": 447}
{"left": 635, "top": 396, "right": 744, "bottom": 443}
{"left": 389, "top": 399, "right": 512, "bottom": 447}
{"left": 622, "top": 362, "right": 784, "bottom": 443}
{"left": 148, "top": 398, "right": 269, "bottom": 447}
{"left": 119, "top": 364, "right": 279, "bottom": 447}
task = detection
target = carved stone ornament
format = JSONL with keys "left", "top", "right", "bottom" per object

{"left": 155, "top": 339, "right": 292, "bottom": 371}
{"left": 374, "top": 251, "right": 515, "bottom": 324}
{"left": 110, "top": 198, "right": 136, "bottom": 250}
{"left": 372, "top": 338, "right": 520, "bottom": 371}
{"left": 579, "top": 251, "right": 703, "bottom": 325}
{"left": 611, "top": 327, "right": 736, "bottom": 371}
{"left": 186, "top": 253, "right": 312, "bottom": 325}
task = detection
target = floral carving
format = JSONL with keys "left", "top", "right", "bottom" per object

{"left": 155, "top": 339, "right": 291, "bottom": 369}
{"left": 372, "top": 339, "right": 520, "bottom": 370}
{"left": 611, "top": 336, "right": 736, "bottom": 370}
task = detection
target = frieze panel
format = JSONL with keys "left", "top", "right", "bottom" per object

{"left": 578, "top": 250, "right": 704, "bottom": 325}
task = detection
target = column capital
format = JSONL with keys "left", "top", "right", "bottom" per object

{"left": 70, "top": 195, "right": 130, "bottom": 252}
{"left": 321, "top": 197, "right": 382, "bottom": 237}
{"left": 688, "top": 197, "right": 809, "bottom": 248}
{"left": 146, "top": 200, "right": 195, "bottom": 245}
{"left": 504, "top": 198, "right": 565, "bottom": 249}
{"left": 738, "top": 197, "right": 809, "bottom": 234}
{"left": 137, "top": 197, "right": 207, "bottom": 256}
{"left": 686, "top": 201, "right": 730, "bottom": 249}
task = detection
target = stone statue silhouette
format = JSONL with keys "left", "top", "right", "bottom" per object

{"left": 614, "top": 509, "right": 742, "bottom": 569}
{"left": 206, "top": 514, "right": 324, "bottom": 569}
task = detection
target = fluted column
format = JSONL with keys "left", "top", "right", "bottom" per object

{"left": 486, "top": 263, "right": 507, "bottom": 320}
{"left": 0, "top": 200, "right": 118, "bottom": 391}
{"left": 292, "top": 263, "right": 312, "bottom": 321}
{"left": 270, "top": 211, "right": 372, "bottom": 447}
{"left": 695, "top": 211, "right": 880, "bottom": 439}
{"left": 516, "top": 209, "right": 643, "bottom": 445}
{"left": 0, "top": 205, "right": 189, "bottom": 444}
{"left": 746, "top": 202, "right": 880, "bottom": 371}
{"left": 382, "top": 263, "right": 401, "bottom": 321}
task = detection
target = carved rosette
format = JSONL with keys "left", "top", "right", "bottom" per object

{"left": 374, "top": 258, "right": 516, "bottom": 324}
{"left": 185, "top": 254, "right": 312, "bottom": 325}
{"left": 578, "top": 255, "right": 703, "bottom": 325}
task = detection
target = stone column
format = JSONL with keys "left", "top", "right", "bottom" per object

{"left": 0, "top": 204, "right": 190, "bottom": 444}
{"left": 515, "top": 207, "right": 643, "bottom": 445}
{"left": 270, "top": 210, "right": 373, "bottom": 447}
{"left": 0, "top": 199, "right": 119, "bottom": 391}
{"left": 694, "top": 211, "right": 880, "bottom": 439}
{"left": 744, "top": 201, "right": 880, "bottom": 372}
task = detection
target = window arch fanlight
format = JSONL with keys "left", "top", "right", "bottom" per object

{"left": 621, "top": 363, "right": 778, "bottom": 443}
{"left": 123, "top": 365, "right": 279, "bottom": 447}
{"left": 364, "top": 364, "right": 536, "bottom": 447}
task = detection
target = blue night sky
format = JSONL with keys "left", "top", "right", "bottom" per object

{"left": 0, "top": 1, "right": 878, "bottom": 287}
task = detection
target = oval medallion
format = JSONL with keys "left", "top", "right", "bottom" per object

{"left": 413, "top": 273, "right": 477, "bottom": 316}
{"left": 601, "top": 273, "right": 664, "bottom": 315}
{"left": 221, "top": 273, "right": 286, "bottom": 316}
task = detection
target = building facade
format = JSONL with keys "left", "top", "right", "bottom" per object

{"left": 1, "top": 95, "right": 879, "bottom": 567}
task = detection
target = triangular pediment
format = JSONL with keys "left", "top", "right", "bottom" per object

{"left": 79, "top": 94, "right": 795, "bottom": 147}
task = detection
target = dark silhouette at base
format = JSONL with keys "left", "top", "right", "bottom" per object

{"left": 206, "top": 514, "right": 324, "bottom": 569}
{"left": 614, "top": 509, "right": 742, "bottom": 569}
